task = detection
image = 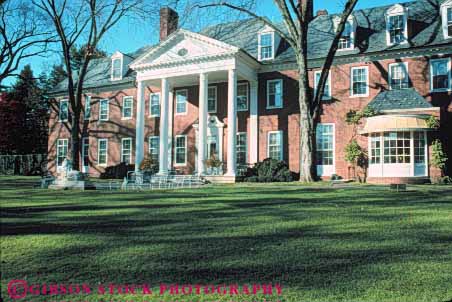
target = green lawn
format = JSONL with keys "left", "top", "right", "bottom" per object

{"left": 1, "top": 176, "right": 452, "bottom": 302}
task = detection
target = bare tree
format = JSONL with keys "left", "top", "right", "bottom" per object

{"left": 0, "top": 0, "right": 52, "bottom": 88}
{"left": 197, "top": 0, "right": 358, "bottom": 182}
{"left": 32, "top": 0, "right": 158, "bottom": 170}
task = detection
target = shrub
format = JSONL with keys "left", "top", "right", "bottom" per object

{"left": 100, "top": 162, "right": 134, "bottom": 179}
{"left": 139, "top": 156, "right": 158, "bottom": 174}
{"left": 426, "top": 116, "right": 440, "bottom": 129}
{"left": 431, "top": 139, "right": 448, "bottom": 175}
{"left": 244, "top": 158, "right": 293, "bottom": 182}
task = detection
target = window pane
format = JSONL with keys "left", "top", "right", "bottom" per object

{"left": 431, "top": 60, "right": 449, "bottom": 90}
{"left": 268, "top": 132, "right": 282, "bottom": 160}
{"left": 260, "top": 33, "right": 273, "bottom": 59}
{"left": 150, "top": 94, "right": 160, "bottom": 116}
{"left": 236, "top": 133, "right": 247, "bottom": 164}
{"left": 208, "top": 87, "right": 216, "bottom": 112}
{"left": 390, "top": 64, "right": 409, "bottom": 89}
{"left": 176, "top": 91, "right": 187, "bottom": 114}
{"left": 237, "top": 84, "right": 248, "bottom": 110}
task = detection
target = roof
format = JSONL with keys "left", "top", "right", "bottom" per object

{"left": 367, "top": 88, "right": 433, "bottom": 111}
{"left": 51, "top": 0, "right": 451, "bottom": 94}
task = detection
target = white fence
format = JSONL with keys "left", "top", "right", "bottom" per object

{"left": 0, "top": 154, "right": 47, "bottom": 175}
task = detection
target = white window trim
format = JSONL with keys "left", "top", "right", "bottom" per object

{"left": 429, "top": 57, "right": 451, "bottom": 92}
{"left": 97, "top": 138, "right": 108, "bottom": 167}
{"left": 441, "top": 1, "right": 452, "bottom": 39}
{"left": 236, "top": 132, "right": 248, "bottom": 164}
{"left": 121, "top": 137, "right": 133, "bottom": 164}
{"left": 388, "top": 62, "right": 409, "bottom": 90}
{"left": 174, "top": 135, "right": 187, "bottom": 166}
{"left": 148, "top": 136, "right": 160, "bottom": 158}
{"left": 56, "top": 138, "right": 68, "bottom": 167}
{"left": 122, "top": 96, "right": 134, "bottom": 120}
{"left": 175, "top": 89, "right": 188, "bottom": 116}
{"left": 111, "top": 56, "right": 123, "bottom": 81}
{"left": 266, "top": 79, "right": 283, "bottom": 109}
{"left": 350, "top": 66, "right": 369, "bottom": 97}
{"left": 149, "top": 93, "right": 161, "bottom": 117}
{"left": 82, "top": 137, "right": 89, "bottom": 170}
{"left": 99, "top": 99, "right": 109, "bottom": 121}
{"left": 267, "top": 130, "right": 283, "bottom": 161}
{"left": 84, "top": 96, "right": 91, "bottom": 121}
{"left": 258, "top": 31, "right": 275, "bottom": 61}
{"left": 207, "top": 86, "right": 217, "bottom": 113}
{"left": 316, "top": 123, "right": 336, "bottom": 176}
{"left": 385, "top": 5, "right": 408, "bottom": 46}
{"left": 237, "top": 82, "right": 249, "bottom": 112}
{"left": 314, "top": 70, "right": 332, "bottom": 100}
{"left": 59, "top": 99, "right": 68, "bottom": 122}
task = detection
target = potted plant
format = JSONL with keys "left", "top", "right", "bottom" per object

{"left": 204, "top": 155, "right": 222, "bottom": 175}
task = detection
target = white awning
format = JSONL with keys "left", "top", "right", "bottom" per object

{"left": 359, "top": 115, "right": 432, "bottom": 135}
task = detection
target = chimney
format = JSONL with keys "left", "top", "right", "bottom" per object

{"left": 316, "top": 9, "right": 328, "bottom": 17}
{"left": 160, "top": 7, "right": 178, "bottom": 42}
{"left": 300, "top": 0, "right": 314, "bottom": 22}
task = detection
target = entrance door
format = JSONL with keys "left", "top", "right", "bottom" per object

{"left": 207, "top": 136, "right": 218, "bottom": 159}
{"left": 82, "top": 138, "right": 89, "bottom": 173}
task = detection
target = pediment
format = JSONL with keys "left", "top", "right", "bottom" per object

{"left": 131, "top": 29, "right": 239, "bottom": 69}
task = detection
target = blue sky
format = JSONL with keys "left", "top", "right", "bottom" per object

{"left": 6, "top": 0, "right": 410, "bottom": 87}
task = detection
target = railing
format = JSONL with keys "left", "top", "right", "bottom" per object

{"left": 121, "top": 172, "right": 206, "bottom": 191}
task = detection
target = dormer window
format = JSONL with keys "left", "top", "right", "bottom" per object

{"left": 441, "top": 0, "right": 452, "bottom": 39}
{"left": 112, "top": 58, "right": 122, "bottom": 80}
{"left": 385, "top": 4, "right": 408, "bottom": 46}
{"left": 111, "top": 51, "right": 127, "bottom": 81}
{"left": 258, "top": 31, "right": 274, "bottom": 61}
{"left": 334, "top": 16, "right": 356, "bottom": 51}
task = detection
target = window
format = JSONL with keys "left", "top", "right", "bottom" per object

{"left": 149, "top": 93, "right": 160, "bottom": 117}
{"left": 430, "top": 58, "right": 451, "bottom": 91}
{"left": 176, "top": 90, "right": 187, "bottom": 115}
{"left": 387, "top": 14, "right": 406, "bottom": 44}
{"left": 237, "top": 133, "right": 247, "bottom": 165}
{"left": 267, "top": 79, "right": 283, "bottom": 108}
{"left": 97, "top": 139, "right": 108, "bottom": 166}
{"left": 56, "top": 139, "right": 68, "bottom": 167}
{"left": 384, "top": 132, "right": 411, "bottom": 164}
{"left": 207, "top": 87, "right": 217, "bottom": 113}
{"left": 59, "top": 100, "right": 68, "bottom": 121}
{"left": 99, "top": 99, "right": 109, "bottom": 121}
{"left": 174, "top": 135, "right": 187, "bottom": 165}
{"left": 413, "top": 132, "right": 426, "bottom": 164}
{"left": 259, "top": 32, "right": 274, "bottom": 61}
{"left": 84, "top": 96, "right": 91, "bottom": 120}
{"left": 448, "top": 7, "right": 452, "bottom": 37}
{"left": 121, "top": 138, "right": 132, "bottom": 164}
{"left": 351, "top": 66, "right": 368, "bottom": 96}
{"left": 389, "top": 63, "right": 410, "bottom": 90}
{"left": 316, "top": 124, "right": 334, "bottom": 166}
{"left": 267, "top": 131, "right": 282, "bottom": 160}
{"left": 370, "top": 134, "right": 381, "bottom": 164}
{"left": 122, "top": 96, "right": 133, "bottom": 119}
{"left": 111, "top": 58, "right": 122, "bottom": 80}
{"left": 338, "top": 22, "right": 353, "bottom": 50}
{"left": 237, "top": 83, "right": 249, "bottom": 111}
{"left": 149, "top": 136, "right": 159, "bottom": 162}
{"left": 82, "top": 138, "right": 89, "bottom": 168}
{"left": 314, "top": 71, "right": 331, "bottom": 100}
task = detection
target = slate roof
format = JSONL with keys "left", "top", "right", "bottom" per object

{"left": 367, "top": 88, "right": 433, "bottom": 111}
{"left": 51, "top": 0, "right": 451, "bottom": 94}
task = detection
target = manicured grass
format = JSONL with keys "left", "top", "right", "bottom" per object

{"left": 1, "top": 176, "right": 452, "bottom": 302}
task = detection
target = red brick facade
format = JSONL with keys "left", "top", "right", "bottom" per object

{"left": 48, "top": 54, "right": 452, "bottom": 182}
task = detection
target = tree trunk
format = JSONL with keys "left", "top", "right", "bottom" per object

{"left": 70, "top": 111, "right": 80, "bottom": 170}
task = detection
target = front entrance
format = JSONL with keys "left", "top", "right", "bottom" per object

{"left": 194, "top": 115, "right": 224, "bottom": 174}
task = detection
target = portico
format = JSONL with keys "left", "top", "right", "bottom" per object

{"left": 130, "top": 29, "right": 259, "bottom": 181}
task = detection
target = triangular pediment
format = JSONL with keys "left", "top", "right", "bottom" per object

{"left": 131, "top": 29, "right": 239, "bottom": 69}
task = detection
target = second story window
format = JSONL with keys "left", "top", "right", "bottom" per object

{"left": 99, "top": 99, "right": 109, "bottom": 121}
{"left": 389, "top": 63, "right": 410, "bottom": 90}
{"left": 267, "top": 79, "right": 283, "bottom": 109}
{"left": 59, "top": 99, "right": 68, "bottom": 122}
{"left": 237, "top": 83, "right": 249, "bottom": 111}
{"left": 351, "top": 66, "right": 369, "bottom": 97}
{"left": 314, "top": 71, "right": 331, "bottom": 100}
{"left": 122, "top": 96, "right": 133, "bottom": 119}
{"left": 430, "top": 58, "right": 451, "bottom": 91}
{"left": 259, "top": 32, "right": 274, "bottom": 61}
{"left": 150, "top": 93, "right": 160, "bottom": 117}
{"left": 84, "top": 96, "right": 91, "bottom": 120}
{"left": 207, "top": 87, "right": 217, "bottom": 113}
{"left": 176, "top": 90, "right": 187, "bottom": 115}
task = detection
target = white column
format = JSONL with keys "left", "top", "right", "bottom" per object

{"left": 159, "top": 78, "right": 169, "bottom": 175}
{"left": 249, "top": 80, "right": 258, "bottom": 164}
{"left": 198, "top": 73, "right": 208, "bottom": 175}
{"left": 135, "top": 80, "right": 145, "bottom": 172}
{"left": 167, "top": 91, "right": 173, "bottom": 170}
{"left": 226, "top": 69, "right": 237, "bottom": 176}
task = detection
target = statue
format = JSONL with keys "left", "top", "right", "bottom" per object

{"left": 62, "top": 157, "right": 73, "bottom": 178}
